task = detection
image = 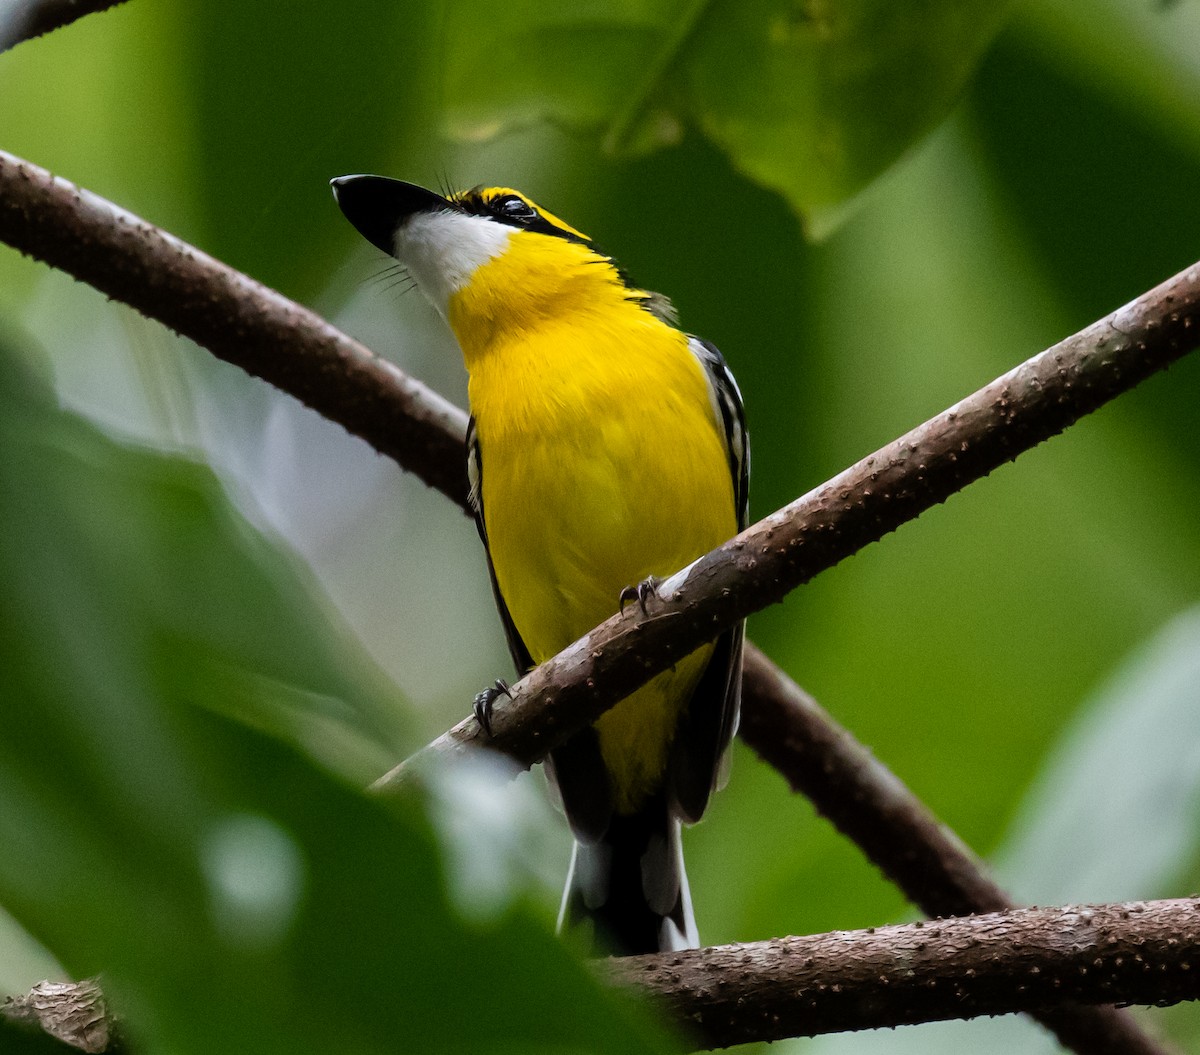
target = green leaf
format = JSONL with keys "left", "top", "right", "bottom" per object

{"left": 443, "top": 0, "right": 1017, "bottom": 233}
{"left": 1015, "top": 0, "right": 1200, "bottom": 168}
{"left": 0, "top": 325, "right": 407, "bottom": 787}
{"left": 0, "top": 334, "right": 667, "bottom": 1054}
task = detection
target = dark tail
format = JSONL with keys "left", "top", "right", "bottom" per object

{"left": 558, "top": 793, "right": 697, "bottom": 956}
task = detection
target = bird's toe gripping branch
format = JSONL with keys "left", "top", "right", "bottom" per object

{"left": 472, "top": 678, "right": 513, "bottom": 738}
{"left": 619, "top": 575, "right": 663, "bottom": 618}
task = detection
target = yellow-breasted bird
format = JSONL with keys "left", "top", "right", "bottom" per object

{"left": 331, "top": 176, "right": 748, "bottom": 955}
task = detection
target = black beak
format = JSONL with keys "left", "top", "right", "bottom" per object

{"left": 330, "top": 175, "right": 453, "bottom": 256}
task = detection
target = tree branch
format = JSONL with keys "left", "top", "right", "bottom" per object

{"left": 379, "top": 256, "right": 1200, "bottom": 784}
{"left": 0, "top": 0, "right": 129, "bottom": 53}
{"left": 9, "top": 901, "right": 1191, "bottom": 1052}
{"left": 0, "top": 148, "right": 1190, "bottom": 1055}
{"left": 0, "top": 149, "right": 470, "bottom": 502}
{"left": 737, "top": 645, "right": 1180, "bottom": 1055}
{"left": 2, "top": 978, "right": 120, "bottom": 1052}
{"left": 605, "top": 899, "right": 1196, "bottom": 1049}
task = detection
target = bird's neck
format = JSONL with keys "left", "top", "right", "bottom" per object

{"left": 462, "top": 299, "right": 687, "bottom": 439}
{"left": 446, "top": 236, "right": 638, "bottom": 368}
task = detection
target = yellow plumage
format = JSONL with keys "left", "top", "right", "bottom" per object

{"left": 450, "top": 230, "right": 736, "bottom": 810}
{"left": 331, "top": 174, "right": 747, "bottom": 954}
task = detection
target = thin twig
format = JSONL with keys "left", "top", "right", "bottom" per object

{"left": 604, "top": 898, "right": 1197, "bottom": 1049}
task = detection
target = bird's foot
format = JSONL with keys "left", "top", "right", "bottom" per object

{"left": 619, "top": 575, "right": 662, "bottom": 618}
{"left": 472, "top": 678, "right": 512, "bottom": 738}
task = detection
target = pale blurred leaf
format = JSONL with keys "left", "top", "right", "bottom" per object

{"left": 996, "top": 607, "right": 1200, "bottom": 905}
{"left": 0, "top": 333, "right": 669, "bottom": 1053}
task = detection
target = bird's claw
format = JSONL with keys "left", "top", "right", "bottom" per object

{"left": 473, "top": 678, "right": 512, "bottom": 738}
{"left": 619, "top": 575, "right": 662, "bottom": 617}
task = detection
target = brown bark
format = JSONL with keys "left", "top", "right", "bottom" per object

{"left": 1, "top": 147, "right": 1192, "bottom": 1055}
{"left": 605, "top": 899, "right": 1195, "bottom": 1050}
{"left": 379, "top": 258, "right": 1200, "bottom": 786}
{"left": 3, "top": 979, "right": 120, "bottom": 1052}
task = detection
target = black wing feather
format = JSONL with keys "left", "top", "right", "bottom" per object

{"left": 667, "top": 337, "right": 749, "bottom": 823}
{"left": 466, "top": 417, "right": 533, "bottom": 673}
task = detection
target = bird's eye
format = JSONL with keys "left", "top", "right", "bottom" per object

{"left": 495, "top": 195, "right": 536, "bottom": 221}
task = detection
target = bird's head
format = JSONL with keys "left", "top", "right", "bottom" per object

{"left": 331, "top": 175, "right": 675, "bottom": 350}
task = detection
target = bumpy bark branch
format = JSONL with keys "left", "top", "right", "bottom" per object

{"left": 1, "top": 148, "right": 1192, "bottom": 1055}
{"left": 603, "top": 898, "right": 1197, "bottom": 1049}
{"left": 10, "top": 901, "right": 1191, "bottom": 1052}
{"left": 0, "top": 0, "right": 129, "bottom": 52}
{"left": 379, "top": 256, "right": 1200, "bottom": 784}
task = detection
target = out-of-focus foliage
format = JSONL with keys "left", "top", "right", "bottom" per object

{"left": 2, "top": 0, "right": 1200, "bottom": 1051}
{"left": 443, "top": 0, "right": 1016, "bottom": 235}
{"left": 0, "top": 332, "right": 668, "bottom": 1054}
{"left": 997, "top": 606, "right": 1200, "bottom": 908}
{"left": 798, "top": 608, "right": 1200, "bottom": 1055}
{"left": 0, "top": 327, "right": 406, "bottom": 785}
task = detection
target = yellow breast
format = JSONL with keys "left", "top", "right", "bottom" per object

{"left": 450, "top": 239, "right": 737, "bottom": 812}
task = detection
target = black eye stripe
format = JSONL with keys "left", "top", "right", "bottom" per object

{"left": 495, "top": 194, "right": 537, "bottom": 220}
{"left": 523, "top": 216, "right": 592, "bottom": 246}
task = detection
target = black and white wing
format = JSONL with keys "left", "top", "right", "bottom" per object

{"left": 690, "top": 337, "right": 749, "bottom": 530}
{"left": 467, "top": 416, "right": 534, "bottom": 675}
{"left": 667, "top": 336, "right": 750, "bottom": 824}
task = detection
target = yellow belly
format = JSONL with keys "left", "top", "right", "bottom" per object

{"left": 469, "top": 318, "right": 736, "bottom": 813}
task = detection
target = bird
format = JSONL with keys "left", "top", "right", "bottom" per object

{"left": 331, "top": 175, "right": 748, "bottom": 955}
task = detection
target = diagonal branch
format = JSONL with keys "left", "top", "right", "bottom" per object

{"left": 380, "top": 256, "right": 1200, "bottom": 783}
{"left": 0, "top": 149, "right": 470, "bottom": 502}
{"left": 604, "top": 898, "right": 1199, "bottom": 1049}
{"left": 0, "top": 147, "right": 1190, "bottom": 1055}
{"left": 736, "top": 646, "right": 1179, "bottom": 1055}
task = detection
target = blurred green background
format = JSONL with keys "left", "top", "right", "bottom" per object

{"left": 2, "top": 0, "right": 1200, "bottom": 1051}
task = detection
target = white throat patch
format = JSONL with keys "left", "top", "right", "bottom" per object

{"left": 393, "top": 210, "right": 513, "bottom": 317}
